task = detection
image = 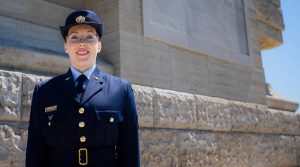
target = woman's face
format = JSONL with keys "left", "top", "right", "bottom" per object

{"left": 64, "top": 24, "right": 101, "bottom": 72}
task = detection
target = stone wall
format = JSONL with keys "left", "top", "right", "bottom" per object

{"left": 0, "top": 69, "right": 299, "bottom": 166}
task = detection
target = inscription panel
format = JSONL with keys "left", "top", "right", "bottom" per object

{"left": 143, "top": 0, "right": 252, "bottom": 66}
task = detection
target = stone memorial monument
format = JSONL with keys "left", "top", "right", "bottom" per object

{"left": 0, "top": 0, "right": 299, "bottom": 166}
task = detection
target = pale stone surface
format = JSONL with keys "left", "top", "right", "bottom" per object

{"left": 0, "top": 0, "right": 70, "bottom": 29}
{"left": 140, "top": 129, "right": 299, "bottom": 167}
{"left": 132, "top": 84, "right": 154, "bottom": 127}
{"left": 152, "top": 88, "right": 197, "bottom": 129}
{"left": 0, "top": 123, "right": 27, "bottom": 166}
{"left": 143, "top": 0, "right": 252, "bottom": 66}
{"left": 176, "top": 131, "right": 219, "bottom": 167}
{"left": 170, "top": 47, "right": 209, "bottom": 96}
{"left": 195, "top": 94, "right": 300, "bottom": 135}
{"left": 119, "top": 30, "right": 265, "bottom": 104}
{"left": 0, "top": 15, "right": 64, "bottom": 53}
{"left": 21, "top": 74, "right": 50, "bottom": 122}
{"left": 195, "top": 95, "right": 232, "bottom": 131}
{"left": 0, "top": 70, "right": 22, "bottom": 121}
{"left": 215, "top": 133, "right": 297, "bottom": 167}
{"left": 1, "top": 69, "right": 299, "bottom": 135}
{"left": 45, "top": 0, "right": 83, "bottom": 9}
{"left": 140, "top": 129, "right": 178, "bottom": 167}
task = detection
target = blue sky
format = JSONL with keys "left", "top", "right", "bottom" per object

{"left": 262, "top": 0, "right": 300, "bottom": 113}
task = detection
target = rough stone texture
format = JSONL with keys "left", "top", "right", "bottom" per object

{"left": 176, "top": 131, "right": 218, "bottom": 167}
{"left": 0, "top": 70, "right": 22, "bottom": 121}
{"left": 196, "top": 94, "right": 300, "bottom": 135}
{"left": 140, "top": 129, "right": 178, "bottom": 167}
{"left": 152, "top": 88, "right": 197, "bottom": 129}
{"left": 132, "top": 84, "right": 154, "bottom": 127}
{"left": 0, "top": 70, "right": 298, "bottom": 135}
{"left": 0, "top": 70, "right": 299, "bottom": 166}
{"left": 21, "top": 74, "right": 50, "bottom": 122}
{"left": 196, "top": 95, "right": 232, "bottom": 131}
{"left": 296, "top": 136, "right": 300, "bottom": 165}
{"left": 140, "top": 129, "right": 299, "bottom": 167}
{"left": 0, "top": 123, "right": 27, "bottom": 166}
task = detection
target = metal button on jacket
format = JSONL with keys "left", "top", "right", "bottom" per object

{"left": 79, "top": 121, "right": 85, "bottom": 128}
{"left": 109, "top": 117, "right": 114, "bottom": 123}
{"left": 79, "top": 107, "right": 85, "bottom": 114}
{"left": 80, "top": 136, "right": 86, "bottom": 143}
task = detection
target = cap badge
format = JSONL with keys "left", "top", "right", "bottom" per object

{"left": 76, "top": 15, "right": 86, "bottom": 23}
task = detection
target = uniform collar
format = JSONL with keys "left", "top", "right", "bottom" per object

{"left": 70, "top": 65, "right": 96, "bottom": 82}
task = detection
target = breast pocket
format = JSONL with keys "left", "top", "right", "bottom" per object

{"left": 95, "top": 110, "right": 124, "bottom": 145}
{"left": 42, "top": 112, "right": 62, "bottom": 146}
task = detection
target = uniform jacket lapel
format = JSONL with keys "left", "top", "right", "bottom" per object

{"left": 81, "top": 68, "right": 104, "bottom": 105}
{"left": 57, "top": 69, "right": 77, "bottom": 101}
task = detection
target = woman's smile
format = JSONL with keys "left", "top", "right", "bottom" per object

{"left": 76, "top": 48, "right": 90, "bottom": 56}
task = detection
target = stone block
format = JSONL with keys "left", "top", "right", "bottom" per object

{"left": 21, "top": 74, "right": 50, "bottom": 122}
{"left": 258, "top": 20, "right": 283, "bottom": 50}
{"left": 0, "top": 44, "right": 35, "bottom": 71}
{"left": 207, "top": 58, "right": 243, "bottom": 101}
{"left": 0, "top": 70, "right": 22, "bottom": 121}
{"left": 0, "top": 0, "right": 70, "bottom": 29}
{"left": 0, "top": 123, "right": 27, "bottom": 166}
{"left": 139, "top": 129, "right": 178, "bottom": 167}
{"left": 195, "top": 95, "right": 232, "bottom": 131}
{"left": 119, "top": 3, "right": 142, "bottom": 35}
{"left": 85, "top": 0, "right": 119, "bottom": 34}
{"left": 101, "top": 31, "right": 120, "bottom": 65}
{"left": 176, "top": 131, "right": 219, "bottom": 167}
{"left": 296, "top": 136, "right": 300, "bottom": 166}
{"left": 170, "top": 47, "right": 209, "bottom": 96}
{"left": 44, "top": 0, "right": 83, "bottom": 9}
{"left": 132, "top": 84, "right": 154, "bottom": 127}
{"left": 140, "top": 129, "right": 299, "bottom": 167}
{"left": 152, "top": 88, "right": 197, "bottom": 129}
{"left": 120, "top": 38, "right": 172, "bottom": 89}
{"left": 215, "top": 133, "right": 297, "bottom": 167}
{"left": 0, "top": 15, "right": 64, "bottom": 53}
{"left": 255, "top": 0, "right": 284, "bottom": 31}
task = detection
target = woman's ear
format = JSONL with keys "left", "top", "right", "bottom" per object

{"left": 64, "top": 43, "right": 68, "bottom": 54}
{"left": 97, "top": 42, "right": 102, "bottom": 53}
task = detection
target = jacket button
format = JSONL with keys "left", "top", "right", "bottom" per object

{"left": 80, "top": 136, "right": 86, "bottom": 143}
{"left": 79, "top": 121, "right": 85, "bottom": 128}
{"left": 109, "top": 117, "right": 114, "bottom": 123}
{"left": 79, "top": 108, "right": 85, "bottom": 114}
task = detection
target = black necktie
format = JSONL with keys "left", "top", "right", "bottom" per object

{"left": 76, "top": 74, "right": 87, "bottom": 93}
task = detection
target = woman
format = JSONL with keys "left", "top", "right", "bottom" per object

{"left": 26, "top": 10, "right": 140, "bottom": 167}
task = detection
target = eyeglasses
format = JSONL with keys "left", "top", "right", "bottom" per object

{"left": 66, "top": 34, "right": 99, "bottom": 44}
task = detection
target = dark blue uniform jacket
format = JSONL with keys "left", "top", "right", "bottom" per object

{"left": 26, "top": 68, "right": 140, "bottom": 167}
